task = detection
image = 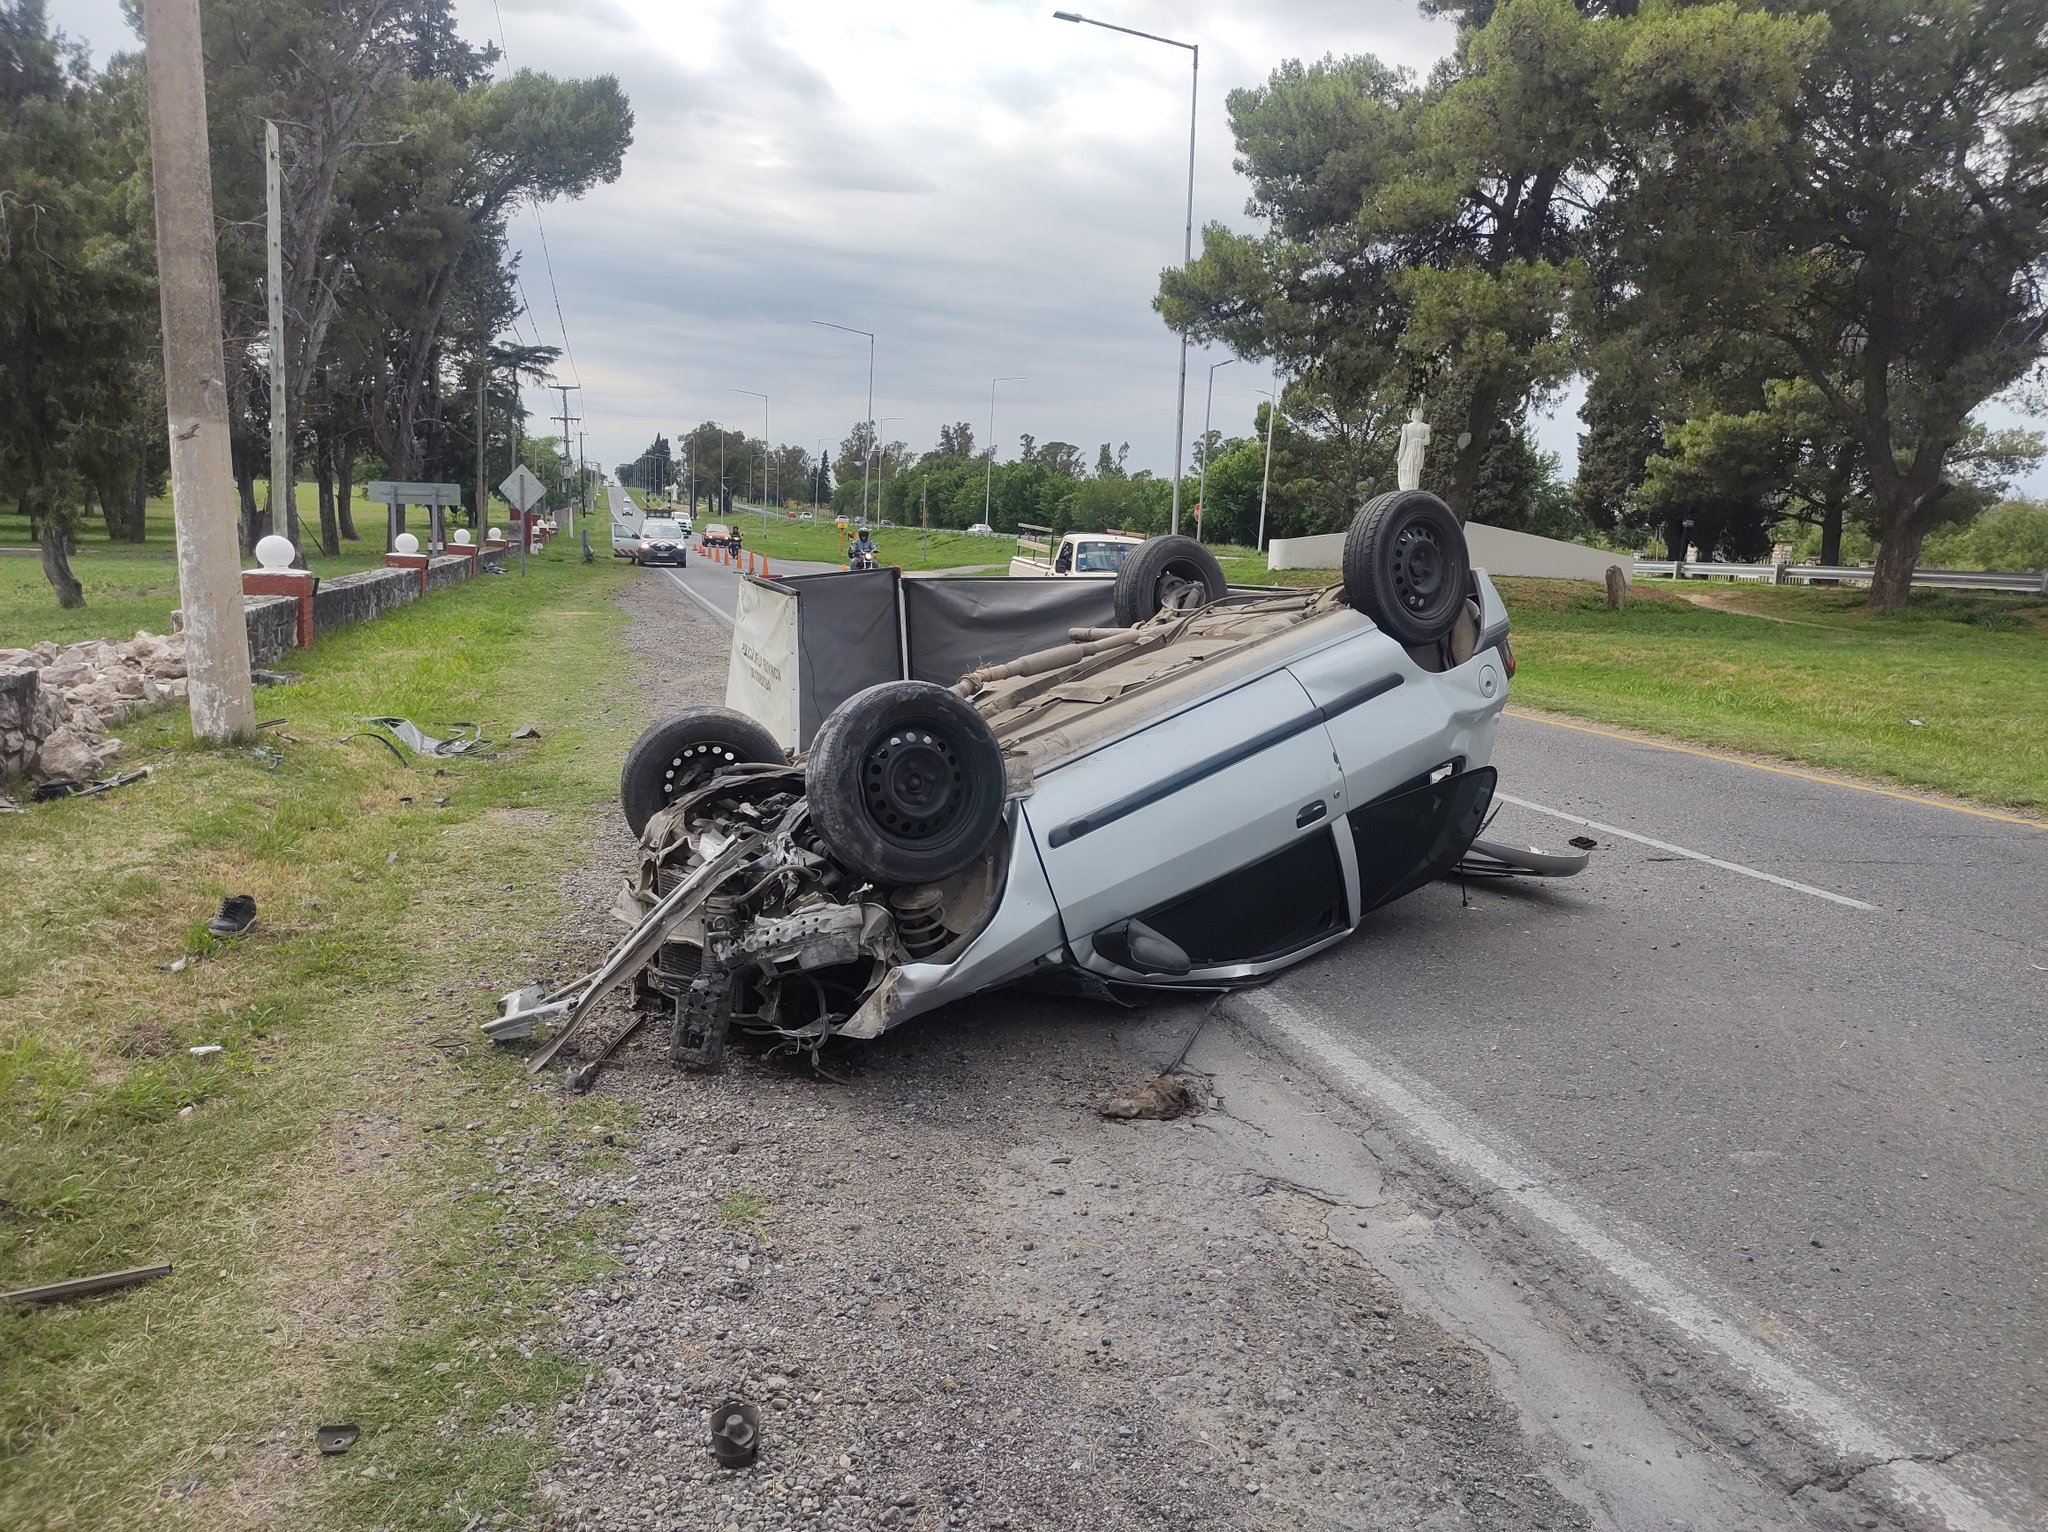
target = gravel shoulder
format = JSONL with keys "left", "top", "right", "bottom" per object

{"left": 524, "top": 569, "right": 1730, "bottom": 1532}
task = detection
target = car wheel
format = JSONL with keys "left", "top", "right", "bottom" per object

{"left": 805, "top": 681, "right": 1006, "bottom": 886}
{"left": 1342, "top": 489, "right": 1470, "bottom": 644}
{"left": 620, "top": 706, "right": 785, "bottom": 837}
{"left": 1112, "top": 535, "right": 1227, "bottom": 627}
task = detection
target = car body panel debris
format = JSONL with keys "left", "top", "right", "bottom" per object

{"left": 491, "top": 499, "right": 1587, "bottom": 1072}
{"left": 315, "top": 1423, "right": 360, "bottom": 1456}
{"left": 4, "top": 1262, "right": 172, "bottom": 1306}
{"left": 352, "top": 717, "right": 490, "bottom": 758}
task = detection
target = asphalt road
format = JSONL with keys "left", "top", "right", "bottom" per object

{"left": 1254, "top": 709, "right": 2046, "bottom": 1527}
{"left": 635, "top": 560, "right": 2046, "bottom": 1529}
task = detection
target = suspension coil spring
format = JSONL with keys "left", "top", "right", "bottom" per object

{"left": 890, "top": 887, "right": 947, "bottom": 958}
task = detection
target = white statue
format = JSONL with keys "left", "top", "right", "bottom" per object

{"left": 1396, "top": 406, "right": 1431, "bottom": 491}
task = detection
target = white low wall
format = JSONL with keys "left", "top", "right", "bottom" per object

{"left": 1267, "top": 521, "right": 1629, "bottom": 585}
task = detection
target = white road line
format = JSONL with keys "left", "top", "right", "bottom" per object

{"left": 1494, "top": 790, "right": 1878, "bottom": 911}
{"left": 661, "top": 567, "right": 734, "bottom": 628}
{"left": 1237, "top": 990, "right": 2023, "bottom": 1532}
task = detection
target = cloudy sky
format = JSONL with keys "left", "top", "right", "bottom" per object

{"left": 50, "top": 0, "right": 2047, "bottom": 494}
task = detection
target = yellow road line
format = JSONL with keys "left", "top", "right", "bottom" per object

{"left": 1503, "top": 707, "right": 2046, "bottom": 830}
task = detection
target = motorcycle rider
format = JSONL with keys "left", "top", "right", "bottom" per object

{"left": 847, "top": 527, "right": 878, "bottom": 571}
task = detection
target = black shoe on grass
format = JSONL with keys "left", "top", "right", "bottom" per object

{"left": 207, "top": 894, "right": 257, "bottom": 937}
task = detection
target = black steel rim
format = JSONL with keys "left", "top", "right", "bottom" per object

{"left": 861, "top": 722, "right": 967, "bottom": 843}
{"left": 662, "top": 741, "right": 743, "bottom": 804}
{"left": 1389, "top": 516, "right": 1450, "bottom": 615}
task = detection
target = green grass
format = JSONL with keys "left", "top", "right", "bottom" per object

{"left": 709, "top": 510, "right": 1009, "bottom": 572}
{"left": 0, "top": 542, "right": 651, "bottom": 1530}
{"left": 713, "top": 1189, "right": 773, "bottom": 1229}
{"left": 0, "top": 482, "right": 436, "bottom": 648}
{"left": 1498, "top": 578, "right": 2048, "bottom": 809}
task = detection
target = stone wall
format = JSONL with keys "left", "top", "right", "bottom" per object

{"left": 245, "top": 594, "right": 299, "bottom": 667}
{"left": 424, "top": 554, "right": 473, "bottom": 593}
{"left": 312, "top": 567, "right": 419, "bottom": 635}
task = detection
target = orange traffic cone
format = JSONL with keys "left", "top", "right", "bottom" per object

{"left": 760, "top": 556, "right": 770, "bottom": 578}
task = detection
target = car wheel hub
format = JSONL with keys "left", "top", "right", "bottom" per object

{"left": 1390, "top": 522, "right": 1446, "bottom": 612}
{"left": 863, "top": 728, "right": 964, "bottom": 842}
{"left": 1157, "top": 564, "right": 1204, "bottom": 612}
{"left": 663, "top": 742, "right": 741, "bottom": 803}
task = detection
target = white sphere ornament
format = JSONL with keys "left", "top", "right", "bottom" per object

{"left": 453, "top": 529, "right": 473, "bottom": 546}
{"left": 488, "top": 526, "right": 503, "bottom": 541}
{"left": 254, "top": 534, "right": 295, "bottom": 570}
{"left": 393, "top": 532, "right": 420, "bottom": 555}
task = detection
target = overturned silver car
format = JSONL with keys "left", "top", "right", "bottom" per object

{"left": 498, "top": 490, "right": 1584, "bottom": 1076}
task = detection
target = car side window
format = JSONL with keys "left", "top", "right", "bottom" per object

{"left": 1054, "top": 543, "right": 1072, "bottom": 574}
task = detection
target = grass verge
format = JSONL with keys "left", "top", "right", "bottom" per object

{"left": 0, "top": 544, "right": 648, "bottom": 1530}
{"left": 0, "top": 543, "right": 394, "bottom": 649}
{"left": 1498, "top": 577, "right": 2048, "bottom": 809}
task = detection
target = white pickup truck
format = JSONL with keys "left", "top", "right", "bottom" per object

{"left": 1006, "top": 524, "right": 1145, "bottom": 579}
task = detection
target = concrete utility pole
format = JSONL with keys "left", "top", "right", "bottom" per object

{"left": 551, "top": 382, "right": 580, "bottom": 534}
{"left": 474, "top": 365, "right": 488, "bottom": 530}
{"left": 143, "top": 0, "right": 255, "bottom": 743}
{"left": 263, "top": 119, "right": 293, "bottom": 550}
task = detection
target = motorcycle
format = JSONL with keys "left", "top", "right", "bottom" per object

{"left": 848, "top": 546, "right": 878, "bottom": 572}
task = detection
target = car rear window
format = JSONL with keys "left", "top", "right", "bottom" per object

{"left": 643, "top": 520, "right": 682, "bottom": 538}
{"left": 1074, "top": 542, "right": 1134, "bottom": 572}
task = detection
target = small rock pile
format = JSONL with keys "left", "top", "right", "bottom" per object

{"left": 0, "top": 631, "right": 190, "bottom": 784}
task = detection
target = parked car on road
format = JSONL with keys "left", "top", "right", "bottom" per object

{"left": 635, "top": 518, "right": 688, "bottom": 567}
{"left": 497, "top": 490, "right": 1585, "bottom": 1073}
{"left": 701, "top": 522, "right": 734, "bottom": 551}
{"left": 966, "top": 522, "right": 994, "bottom": 536}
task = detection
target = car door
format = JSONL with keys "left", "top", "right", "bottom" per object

{"left": 1021, "top": 667, "right": 1348, "bottom": 977}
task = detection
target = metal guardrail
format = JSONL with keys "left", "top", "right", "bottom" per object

{"left": 1634, "top": 558, "right": 2047, "bottom": 595}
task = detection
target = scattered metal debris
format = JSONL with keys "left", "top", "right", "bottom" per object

{"left": 509, "top": 724, "right": 541, "bottom": 741}
{"left": 28, "top": 766, "right": 152, "bottom": 802}
{"left": 1098, "top": 1073, "right": 1198, "bottom": 1122}
{"left": 3, "top": 1262, "right": 172, "bottom": 1307}
{"left": 251, "top": 745, "right": 284, "bottom": 772}
{"left": 348, "top": 717, "right": 492, "bottom": 759}
{"left": 250, "top": 669, "right": 301, "bottom": 686}
{"left": 316, "top": 1423, "right": 360, "bottom": 1456}
{"left": 370, "top": 717, "right": 488, "bottom": 756}
{"left": 1569, "top": 835, "right": 1598, "bottom": 850}
{"left": 188, "top": 1044, "right": 223, "bottom": 1058}
{"left": 0, "top": 792, "right": 19, "bottom": 813}
{"left": 484, "top": 983, "right": 578, "bottom": 1043}
{"left": 710, "top": 1400, "right": 761, "bottom": 1467}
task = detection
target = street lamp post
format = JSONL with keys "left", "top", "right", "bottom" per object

{"left": 1054, "top": 9, "right": 1198, "bottom": 536}
{"left": 730, "top": 387, "right": 770, "bottom": 530}
{"left": 1256, "top": 369, "right": 1283, "bottom": 555}
{"left": 869, "top": 416, "right": 903, "bottom": 523}
{"left": 1195, "top": 356, "right": 1233, "bottom": 543}
{"left": 984, "top": 375, "right": 1025, "bottom": 530}
{"left": 813, "top": 319, "right": 875, "bottom": 525}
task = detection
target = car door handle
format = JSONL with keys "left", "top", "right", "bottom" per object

{"left": 1296, "top": 800, "right": 1327, "bottom": 827}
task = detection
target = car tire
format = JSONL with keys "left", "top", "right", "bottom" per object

{"left": 1342, "top": 489, "right": 1470, "bottom": 644}
{"left": 620, "top": 706, "right": 786, "bottom": 837}
{"left": 1112, "top": 535, "right": 1228, "bottom": 627}
{"left": 805, "top": 681, "right": 1006, "bottom": 886}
